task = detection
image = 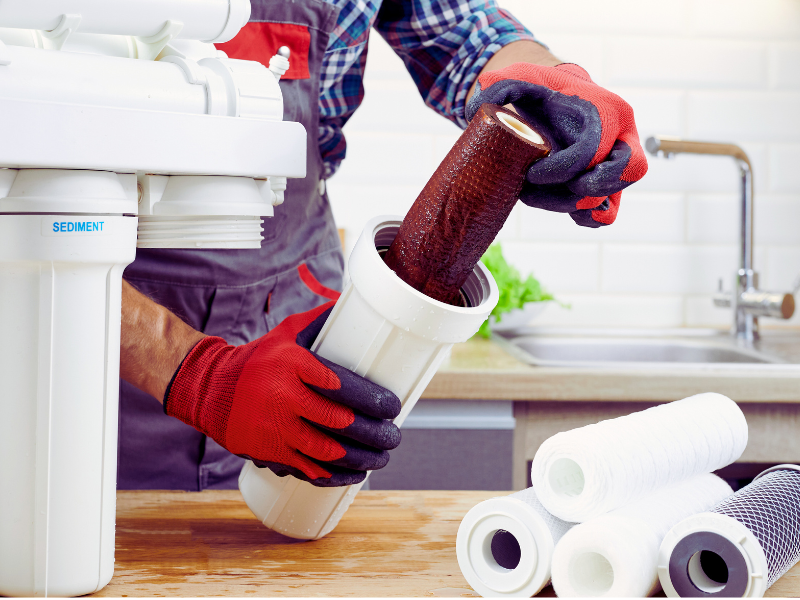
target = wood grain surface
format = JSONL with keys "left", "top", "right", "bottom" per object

{"left": 93, "top": 490, "right": 800, "bottom": 597}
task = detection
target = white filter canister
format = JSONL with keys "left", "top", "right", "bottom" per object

{"left": 0, "top": 213, "right": 137, "bottom": 597}
{"left": 238, "top": 215, "right": 499, "bottom": 540}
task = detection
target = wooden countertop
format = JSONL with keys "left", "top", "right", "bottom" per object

{"left": 423, "top": 333, "right": 800, "bottom": 403}
{"left": 95, "top": 490, "right": 798, "bottom": 597}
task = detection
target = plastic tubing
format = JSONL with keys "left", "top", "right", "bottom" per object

{"left": 550, "top": 474, "right": 732, "bottom": 597}
{"left": 0, "top": 0, "right": 250, "bottom": 42}
{"left": 456, "top": 486, "right": 573, "bottom": 597}
{"left": 659, "top": 465, "right": 800, "bottom": 598}
{"left": 531, "top": 393, "right": 748, "bottom": 523}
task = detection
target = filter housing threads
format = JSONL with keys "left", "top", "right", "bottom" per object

{"left": 456, "top": 486, "right": 573, "bottom": 597}
{"left": 659, "top": 465, "right": 800, "bottom": 597}
{"left": 384, "top": 103, "right": 549, "bottom": 306}
{"left": 531, "top": 393, "right": 748, "bottom": 523}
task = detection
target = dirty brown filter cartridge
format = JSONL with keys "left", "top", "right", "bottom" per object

{"left": 383, "top": 103, "right": 550, "bottom": 305}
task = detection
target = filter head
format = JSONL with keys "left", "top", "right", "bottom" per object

{"left": 658, "top": 512, "right": 768, "bottom": 598}
{"left": 456, "top": 497, "right": 556, "bottom": 597}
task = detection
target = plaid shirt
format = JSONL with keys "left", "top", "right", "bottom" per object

{"left": 319, "top": 0, "right": 537, "bottom": 177}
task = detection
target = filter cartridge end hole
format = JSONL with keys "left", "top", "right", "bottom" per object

{"left": 688, "top": 550, "right": 729, "bottom": 594}
{"left": 549, "top": 458, "right": 585, "bottom": 498}
{"left": 490, "top": 529, "right": 521, "bottom": 570}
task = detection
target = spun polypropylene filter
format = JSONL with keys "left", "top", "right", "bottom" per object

{"left": 659, "top": 465, "right": 800, "bottom": 597}
{"left": 531, "top": 393, "right": 747, "bottom": 523}
{"left": 551, "top": 473, "right": 732, "bottom": 597}
{"left": 456, "top": 486, "right": 573, "bottom": 597}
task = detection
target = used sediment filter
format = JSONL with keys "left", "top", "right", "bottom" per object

{"left": 531, "top": 393, "right": 748, "bottom": 523}
{"left": 384, "top": 103, "right": 550, "bottom": 306}
{"left": 456, "top": 487, "right": 574, "bottom": 597}
{"left": 550, "top": 474, "right": 733, "bottom": 598}
{"left": 658, "top": 464, "right": 800, "bottom": 598}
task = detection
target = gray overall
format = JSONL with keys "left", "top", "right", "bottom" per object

{"left": 118, "top": 0, "right": 343, "bottom": 490}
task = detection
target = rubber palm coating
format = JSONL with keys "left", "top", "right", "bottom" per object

{"left": 164, "top": 301, "right": 402, "bottom": 487}
{"left": 466, "top": 63, "right": 648, "bottom": 227}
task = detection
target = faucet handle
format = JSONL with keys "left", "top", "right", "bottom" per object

{"left": 714, "top": 278, "right": 732, "bottom": 308}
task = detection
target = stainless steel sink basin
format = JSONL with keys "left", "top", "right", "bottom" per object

{"left": 494, "top": 328, "right": 792, "bottom": 369}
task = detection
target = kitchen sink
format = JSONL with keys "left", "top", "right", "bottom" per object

{"left": 493, "top": 328, "right": 793, "bottom": 369}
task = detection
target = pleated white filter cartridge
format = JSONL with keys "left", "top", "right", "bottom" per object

{"left": 531, "top": 393, "right": 747, "bottom": 523}
{"left": 659, "top": 465, "right": 800, "bottom": 598}
{"left": 456, "top": 487, "right": 574, "bottom": 597}
{"left": 550, "top": 473, "right": 732, "bottom": 597}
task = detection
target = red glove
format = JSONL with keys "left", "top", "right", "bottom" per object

{"left": 164, "top": 302, "right": 402, "bottom": 487}
{"left": 466, "top": 63, "right": 648, "bottom": 227}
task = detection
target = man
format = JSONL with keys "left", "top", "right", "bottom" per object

{"left": 118, "top": 0, "right": 647, "bottom": 490}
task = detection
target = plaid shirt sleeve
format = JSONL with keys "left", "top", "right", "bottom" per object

{"left": 318, "top": 0, "right": 539, "bottom": 178}
{"left": 374, "top": 0, "right": 539, "bottom": 129}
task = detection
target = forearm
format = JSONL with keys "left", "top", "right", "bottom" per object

{"left": 120, "top": 279, "right": 207, "bottom": 402}
{"left": 468, "top": 40, "right": 561, "bottom": 100}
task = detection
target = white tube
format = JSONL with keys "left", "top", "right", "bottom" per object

{"left": 0, "top": 0, "right": 250, "bottom": 42}
{"left": 531, "top": 393, "right": 748, "bottom": 523}
{"left": 550, "top": 474, "right": 732, "bottom": 598}
{"left": 0, "top": 170, "right": 137, "bottom": 597}
{"left": 0, "top": 46, "right": 301, "bottom": 178}
{"left": 238, "top": 216, "right": 499, "bottom": 540}
{"left": 456, "top": 487, "right": 574, "bottom": 597}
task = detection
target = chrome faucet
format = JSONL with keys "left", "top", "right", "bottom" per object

{"left": 645, "top": 136, "right": 795, "bottom": 342}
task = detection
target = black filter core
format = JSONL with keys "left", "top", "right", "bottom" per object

{"left": 700, "top": 551, "right": 729, "bottom": 585}
{"left": 491, "top": 529, "right": 521, "bottom": 570}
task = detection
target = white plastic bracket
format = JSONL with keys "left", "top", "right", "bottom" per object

{"left": 134, "top": 20, "right": 184, "bottom": 61}
{"left": 41, "top": 13, "right": 82, "bottom": 50}
{"left": 160, "top": 55, "right": 205, "bottom": 85}
{"left": 160, "top": 55, "right": 228, "bottom": 116}
{"left": 0, "top": 39, "right": 10, "bottom": 66}
{"left": 268, "top": 176, "right": 287, "bottom": 206}
{"left": 136, "top": 174, "right": 169, "bottom": 216}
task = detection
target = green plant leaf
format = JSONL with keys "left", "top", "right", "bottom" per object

{"left": 474, "top": 244, "right": 558, "bottom": 338}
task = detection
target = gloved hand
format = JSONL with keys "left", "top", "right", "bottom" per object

{"left": 164, "top": 301, "right": 402, "bottom": 487}
{"left": 466, "top": 62, "right": 648, "bottom": 227}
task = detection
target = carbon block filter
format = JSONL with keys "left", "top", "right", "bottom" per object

{"left": 384, "top": 103, "right": 549, "bottom": 306}
{"left": 456, "top": 486, "right": 573, "bottom": 597}
{"left": 659, "top": 465, "right": 800, "bottom": 598}
{"left": 531, "top": 393, "right": 748, "bottom": 523}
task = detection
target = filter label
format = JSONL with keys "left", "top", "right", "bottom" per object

{"left": 42, "top": 218, "right": 111, "bottom": 236}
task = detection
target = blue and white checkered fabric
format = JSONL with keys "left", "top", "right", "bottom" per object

{"left": 318, "top": 0, "right": 537, "bottom": 178}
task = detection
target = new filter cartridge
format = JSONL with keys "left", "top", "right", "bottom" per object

{"left": 659, "top": 465, "right": 800, "bottom": 597}
{"left": 457, "top": 487, "right": 573, "bottom": 597}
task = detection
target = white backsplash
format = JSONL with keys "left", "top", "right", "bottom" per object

{"left": 327, "top": 0, "right": 800, "bottom": 329}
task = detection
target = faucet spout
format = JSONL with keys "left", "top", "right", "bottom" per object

{"left": 646, "top": 136, "right": 794, "bottom": 342}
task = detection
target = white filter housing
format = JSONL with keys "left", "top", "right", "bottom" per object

{"left": 0, "top": 169, "right": 138, "bottom": 596}
{"left": 239, "top": 216, "right": 499, "bottom": 539}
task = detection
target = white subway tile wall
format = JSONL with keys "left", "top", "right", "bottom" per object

{"left": 326, "top": 0, "right": 800, "bottom": 328}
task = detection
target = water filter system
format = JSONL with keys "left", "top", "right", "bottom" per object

{"left": 0, "top": 2, "right": 306, "bottom": 596}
